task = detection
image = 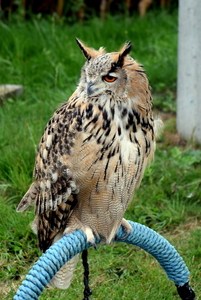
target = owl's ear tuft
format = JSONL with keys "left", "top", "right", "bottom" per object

{"left": 75, "top": 38, "right": 92, "bottom": 60}
{"left": 75, "top": 38, "right": 105, "bottom": 60}
{"left": 117, "top": 41, "right": 132, "bottom": 67}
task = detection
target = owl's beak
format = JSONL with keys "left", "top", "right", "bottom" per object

{"left": 87, "top": 82, "right": 97, "bottom": 97}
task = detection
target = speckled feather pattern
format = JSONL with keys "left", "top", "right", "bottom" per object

{"left": 17, "top": 40, "right": 160, "bottom": 289}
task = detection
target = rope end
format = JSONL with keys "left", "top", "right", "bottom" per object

{"left": 176, "top": 282, "right": 196, "bottom": 300}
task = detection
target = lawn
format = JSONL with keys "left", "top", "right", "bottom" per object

{"left": 0, "top": 10, "right": 201, "bottom": 299}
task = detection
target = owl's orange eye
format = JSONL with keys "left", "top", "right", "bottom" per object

{"left": 103, "top": 75, "right": 117, "bottom": 83}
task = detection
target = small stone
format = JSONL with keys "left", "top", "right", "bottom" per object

{"left": 0, "top": 84, "right": 24, "bottom": 104}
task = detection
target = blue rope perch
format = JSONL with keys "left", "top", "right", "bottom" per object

{"left": 13, "top": 220, "right": 196, "bottom": 300}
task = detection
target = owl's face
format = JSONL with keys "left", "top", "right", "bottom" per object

{"left": 76, "top": 39, "right": 133, "bottom": 99}
{"left": 84, "top": 53, "right": 128, "bottom": 97}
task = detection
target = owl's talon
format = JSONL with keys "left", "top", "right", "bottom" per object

{"left": 118, "top": 230, "right": 130, "bottom": 240}
{"left": 116, "top": 218, "right": 132, "bottom": 240}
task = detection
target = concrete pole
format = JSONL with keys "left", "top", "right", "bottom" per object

{"left": 177, "top": 0, "right": 201, "bottom": 144}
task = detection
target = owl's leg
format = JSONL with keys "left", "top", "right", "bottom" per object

{"left": 64, "top": 216, "right": 96, "bottom": 245}
{"left": 82, "top": 249, "right": 92, "bottom": 300}
{"left": 117, "top": 218, "right": 132, "bottom": 240}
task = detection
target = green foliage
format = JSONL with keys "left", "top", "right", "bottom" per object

{"left": 126, "top": 147, "right": 201, "bottom": 231}
{"left": 0, "top": 199, "right": 38, "bottom": 279}
{"left": 0, "top": 11, "right": 177, "bottom": 103}
{"left": 0, "top": 11, "right": 201, "bottom": 300}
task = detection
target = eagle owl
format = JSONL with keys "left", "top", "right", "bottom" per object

{"left": 17, "top": 39, "right": 161, "bottom": 290}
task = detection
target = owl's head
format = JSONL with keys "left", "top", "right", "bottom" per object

{"left": 76, "top": 38, "right": 135, "bottom": 99}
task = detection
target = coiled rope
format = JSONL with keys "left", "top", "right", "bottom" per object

{"left": 13, "top": 220, "right": 196, "bottom": 300}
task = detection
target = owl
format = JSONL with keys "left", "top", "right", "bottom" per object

{"left": 17, "top": 39, "right": 162, "bottom": 292}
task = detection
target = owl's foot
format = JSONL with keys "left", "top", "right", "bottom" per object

{"left": 64, "top": 220, "right": 96, "bottom": 248}
{"left": 84, "top": 226, "right": 96, "bottom": 245}
{"left": 117, "top": 218, "right": 132, "bottom": 240}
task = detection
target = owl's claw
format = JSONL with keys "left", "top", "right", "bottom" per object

{"left": 116, "top": 218, "right": 132, "bottom": 240}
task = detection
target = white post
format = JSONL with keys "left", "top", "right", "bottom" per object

{"left": 177, "top": 0, "right": 201, "bottom": 144}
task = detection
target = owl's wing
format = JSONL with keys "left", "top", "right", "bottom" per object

{"left": 17, "top": 98, "right": 81, "bottom": 251}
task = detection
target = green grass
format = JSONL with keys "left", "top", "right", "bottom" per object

{"left": 0, "top": 10, "right": 201, "bottom": 300}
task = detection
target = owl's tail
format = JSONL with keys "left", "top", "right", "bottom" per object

{"left": 45, "top": 232, "right": 79, "bottom": 289}
{"left": 48, "top": 254, "right": 79, "bottom": 289}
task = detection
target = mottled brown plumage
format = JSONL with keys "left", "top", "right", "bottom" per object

{"left": 17, "top": 39, "right": 162, "bottom": 289}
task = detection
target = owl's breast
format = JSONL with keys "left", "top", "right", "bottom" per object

{"left": 69, "top": 128, "right": 143, "bottom": 242}
{"left": 67, "top": 99, "right": 154, "bottom": 207}
{"left": 71, "top": 126, "right": 141, "bottom": 199}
